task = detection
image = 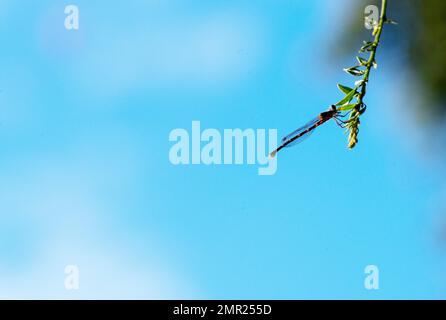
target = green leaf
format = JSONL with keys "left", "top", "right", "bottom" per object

{"left": 344, "top": 67, "right": 365, "bottom": 76}
{"left": 359, "top": 41, "right": 374, "bottom": 53}
{"left": 335, "top": 86, "right": 359, "bottom": 106}
{"left": 338, "top": 103, "right": 358, "bottom": 111}
{"left": 337, "top": 84, "right": 353, "bottom": 95}
{"left": 356, "top": 56, "right": 368, "bottom": 66}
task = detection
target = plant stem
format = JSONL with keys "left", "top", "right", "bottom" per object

{"left": 347, "top": 0, "right": 388, "bottom": 148}
{"left": 357, "top": 0, "right": 387, "bottom": 105}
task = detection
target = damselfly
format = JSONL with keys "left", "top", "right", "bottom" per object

{"left": 270, "top": 105, "right": 347, "bottom": 158}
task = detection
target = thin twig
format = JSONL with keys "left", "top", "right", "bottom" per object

{"left": 344, "top": 0, "right": 388, "bottom": 148}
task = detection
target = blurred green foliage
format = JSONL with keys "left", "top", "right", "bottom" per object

{"left": 339, "top": 0, "right": 446, "bottom": 120}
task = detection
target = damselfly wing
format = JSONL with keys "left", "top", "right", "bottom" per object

{"left": 270, "top": 106, "right": 340, "bottom": 158}
{"left": 280, "top": 117, "right": 320, "bottom": 148}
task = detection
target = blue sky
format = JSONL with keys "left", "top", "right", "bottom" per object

{"left": 0, "top": 0, "right": 445, "bottom": 299}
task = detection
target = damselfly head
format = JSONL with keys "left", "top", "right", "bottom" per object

{"left": 329, "top": 105, "right": 337, "bottom": 112}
